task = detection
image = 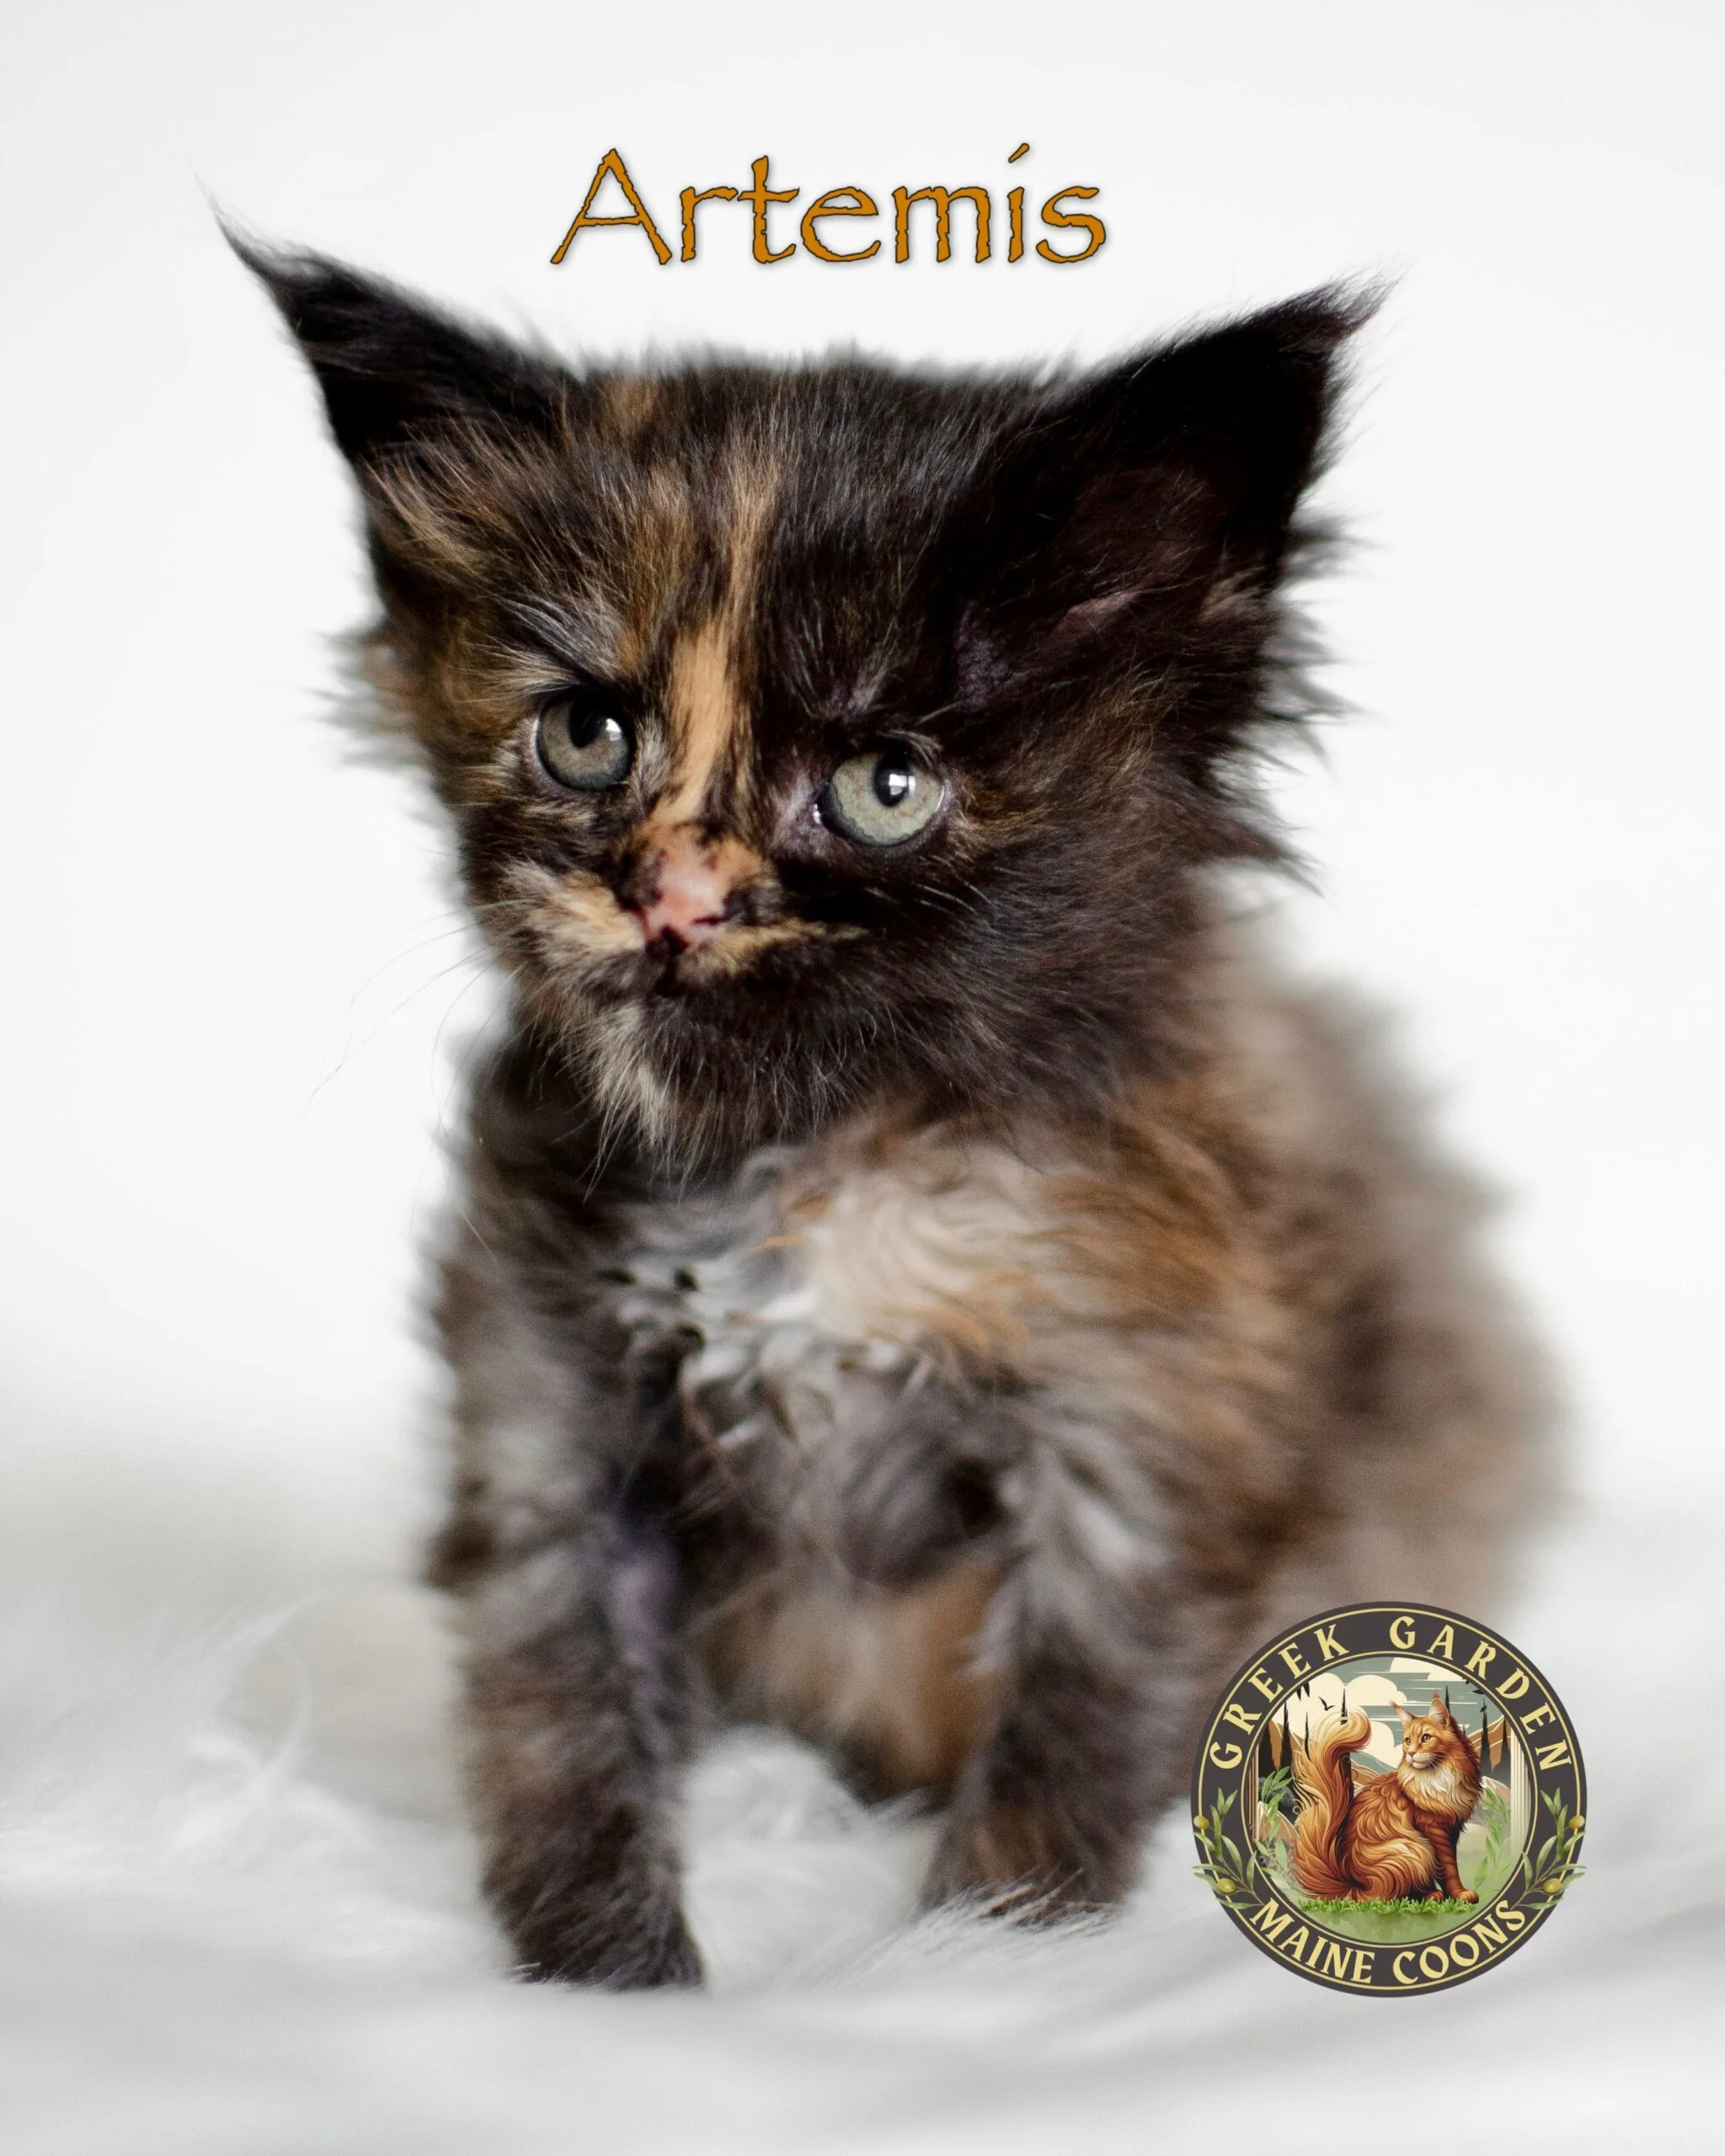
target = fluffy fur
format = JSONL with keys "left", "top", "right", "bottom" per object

{"left": 238, "top": 238, "right": 1541, "bottom": 1987}
{"left": 1291, "top": 1694, "right": 1486, "bottom": 1902}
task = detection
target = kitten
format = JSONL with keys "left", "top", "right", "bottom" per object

{"left": 238, "top": 239, "right": 1541, "bottom": 1987}
{"left": 1292, "top": 1694, "right": 1486, "bottom": 1903}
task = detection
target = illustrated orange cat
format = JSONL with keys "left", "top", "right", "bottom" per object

{"left": 1291, "top": 1694, "right": 1484, "bottom": 1903}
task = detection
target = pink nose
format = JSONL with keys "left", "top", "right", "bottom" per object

{"left": 631, "top": 825, "right": 747, "bottom": 947}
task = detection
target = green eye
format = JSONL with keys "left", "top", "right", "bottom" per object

{"left": 536, "top": 697, "right": 633, "bottom": 791}
{"left": 820, "top": 746, "right": 945, "bottom": 847}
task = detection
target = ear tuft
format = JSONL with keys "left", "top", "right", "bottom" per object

{"left": 224, "top": 221, "right": 560, "bottom": 469}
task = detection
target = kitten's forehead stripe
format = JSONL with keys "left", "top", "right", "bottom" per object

{"left": 660, "top": 619, "right": 744, "bottom": 826}
{"left": 722, "top": 444, "right": 779, "bottom": 612}
{"left": 617, "top": 463, "right": 699, "bottom": 671}
{"left": 648, "top": 444, "right": 780, "bottom": 832}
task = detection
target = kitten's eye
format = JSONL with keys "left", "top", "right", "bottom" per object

{"left": 535, "top": 697, "right": 633, "bottom": 792}
{"left": 820, "top": 746, "right": 945, "bottom": 847}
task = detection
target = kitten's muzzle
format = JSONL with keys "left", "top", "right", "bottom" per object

{"left": 625, "top": 823, "right": 761, "bottom": 953}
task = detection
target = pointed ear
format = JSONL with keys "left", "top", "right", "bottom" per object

{"left": 228, "top": 229, "right": 561, "bottom": 472}
{"left": 955, "top": 286, "right": 1375, "bottom": 652}
{"left": 1429, "top": 1694, "right": 1450, "bottom": 1723}
{"left": 1395, "top": 1702, "right": 1420, "bottom": 1726}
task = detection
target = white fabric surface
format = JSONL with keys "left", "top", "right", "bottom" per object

{"left": 3, "top": 1431, "right": 1717, "bottom": 2155}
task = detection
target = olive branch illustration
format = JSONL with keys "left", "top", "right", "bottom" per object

{"left": 1521, "top": 1789, "right": 1586, "bottom": 1899}
{"left": 1192, "top": 1789, "right": 1247, "bottom": 1899}
{"left": 1195, "top": 1763, "right": 1300, "bottom": 1901}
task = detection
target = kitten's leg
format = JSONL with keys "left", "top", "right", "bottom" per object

{"left": 921, "top": 1548, "right": 1240, "bottom": 1919}
{"left": 435, "top": 1265, "right": 702, "bottom": 1988}
{"left": 456, "top": 1503, "right": 702, "bottom": 1986}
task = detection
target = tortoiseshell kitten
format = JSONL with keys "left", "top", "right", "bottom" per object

{"left": 241, "top": 243, "right": 1540, "bottom": 1988}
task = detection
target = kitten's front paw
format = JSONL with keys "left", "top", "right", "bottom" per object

{"left": 921, "top": 1804, "right": 1135, "bottom": 1923}
{"left": 509, "top": 1903, "right": 704, "bottom": 1989}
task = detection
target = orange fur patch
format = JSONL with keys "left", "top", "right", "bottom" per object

{"left": 599, "top": 374, "right": 661, "bottom": 443}
{"left": 708, "top": 1557, "right": 1002, "bottom": 1796}
{"left": 772, "top": 1086, "right": 1265, "bottom": 1371}
{"left": 677, "top": 916, "right": 861, "bottom": 979}
{"left": 656, "top": 621, "right": 745, "bottom": 828}
{"left": 616, "top": 464, "right": 698, "bottom": 670}
{"left": 637, "top": 449, "right": 779, "bottom": 888}
{"left": 514, "top": 864, "right": 644, "bottom": 962}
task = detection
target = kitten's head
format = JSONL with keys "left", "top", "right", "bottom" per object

{"left": 242, "top": 240, "right": 1367, "bottom": 1169}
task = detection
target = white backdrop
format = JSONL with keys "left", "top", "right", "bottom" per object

{"left": 3, "top": 6, "right": 1721, "bottom": 2151}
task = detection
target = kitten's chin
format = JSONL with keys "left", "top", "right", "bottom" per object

{"left": 578, "top": 1002, "right": 683, "bottom": 1162}
{"left": 560, "top": 986, "right": 870, "bottom": 1174}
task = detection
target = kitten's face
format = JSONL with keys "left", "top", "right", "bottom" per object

{"left": 246, "top": 248, "right": 1362, "bottom": 1165}
{"left": 371, "top": 370, "right": 1055, "bottom": 1162}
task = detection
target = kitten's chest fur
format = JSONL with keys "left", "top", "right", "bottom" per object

{"left": 569, "top": 1031, "right": 1312, "bottom": 1787}
{"left": 603, "top": 1118, "right": 1089, "bottom": 1577}
{"left": 603, "top": 1088, "right": 1284, "bottom": 1540}
{"left": 590, "top": 1119, "right": 1138, "bottom": 1790}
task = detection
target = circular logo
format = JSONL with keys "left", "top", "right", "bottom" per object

{"left": 1191, "top": 1603, "right": 1583, "bottom": 1996}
